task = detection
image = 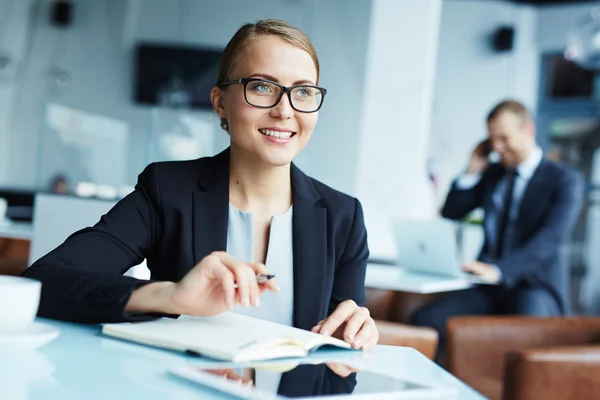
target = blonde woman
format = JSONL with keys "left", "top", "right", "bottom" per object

{"left": 26, "top": 20, "right": 378, "bottom": 355}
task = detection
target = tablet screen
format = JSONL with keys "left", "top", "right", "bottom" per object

{"left": 171, "top": 360, "right": 454, "bottom": 399}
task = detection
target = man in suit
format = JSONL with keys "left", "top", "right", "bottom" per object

{"left": 411, "top": 100, "right": 584, "bottom": 358}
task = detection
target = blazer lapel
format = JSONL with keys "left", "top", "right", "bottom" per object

{"left": 192, "top": 149, "right": 230, "bottom": 266}
{"left": 291, "top": 164, "right": 328, "bottom": 331}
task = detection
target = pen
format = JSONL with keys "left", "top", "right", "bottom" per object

{"left": 256, "top": 274, "right": 275, "bottom": 284}
{"left": 233, "top": 274, "right": 275, "bottom": 288}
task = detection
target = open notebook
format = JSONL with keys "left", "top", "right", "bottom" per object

{"left": 102, "top": 312, "right": 354, "bottom": 363}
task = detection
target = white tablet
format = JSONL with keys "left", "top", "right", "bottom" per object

{"left": 169, "top": 359, "right": 456, "bottom": 399}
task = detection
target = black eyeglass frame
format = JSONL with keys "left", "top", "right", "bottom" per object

{"left": 218, "top": 78, "right": 327, "bottom": 113}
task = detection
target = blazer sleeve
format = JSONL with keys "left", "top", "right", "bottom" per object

{"left": 22, "top": 163, "right": 164, "bottom": 324}
{"left": 498, "top": 169, "right": 585, "bottom": 286}
{"left": 328, "top": 198, "right": 369, "bottom": 315}
{"left": 441, "top": 172, "right": 487, "bottom": 220}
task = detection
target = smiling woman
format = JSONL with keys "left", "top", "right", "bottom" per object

{"left": 24, "top": 20, "right": 378, "bottom": 371}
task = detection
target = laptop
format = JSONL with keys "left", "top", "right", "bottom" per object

{"left": 392, "top": 218, "right": 492, "bottom": 285}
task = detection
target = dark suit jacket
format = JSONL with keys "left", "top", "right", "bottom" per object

{"left": 24, "top": 148, "right": 369, "bottom": 330}
{"left": 441, "top": 159, "right": 584, "bottom": 313}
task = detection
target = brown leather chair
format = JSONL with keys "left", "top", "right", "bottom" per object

{"left": 366, "top": 288, "right": 439, "bottom": 323}
{"left": 0, "top": 238, "right": 30, "bottom": 276}
{"left": 447, "top": 316, "right": 600, "bottom": 400}
{"left": 365, "top": 288, "right": 439, "bottom": 360}
{"left": 375, "top": 319, "right": 438, "bottom": 360}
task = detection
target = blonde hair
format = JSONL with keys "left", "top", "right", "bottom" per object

{"left": 215, "top": 19, "right": 320, "bottom": 131}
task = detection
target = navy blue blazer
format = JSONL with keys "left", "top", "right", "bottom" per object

{"left": 441, "top": 159, "right": 584, "bottom": 313}
{"left": 24, "top": 148, "right": 369, "bottom": 329}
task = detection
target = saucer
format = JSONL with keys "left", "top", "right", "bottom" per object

{"left": 0, "top": 322, "right": 60, "bottom": 349}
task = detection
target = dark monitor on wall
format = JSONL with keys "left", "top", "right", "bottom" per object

{"left": 134, "top": 43, "right": 222, "bottom": 110}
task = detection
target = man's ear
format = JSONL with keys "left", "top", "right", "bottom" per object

{"left": 523, "top": 119, "right": 536, "bottom": 138}
{"left": 210, "top": 86, "right": 227, "bottom": 119}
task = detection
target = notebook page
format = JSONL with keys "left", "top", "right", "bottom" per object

{"left": 181, "top": 313, "right": 351, "bottom": 353}
{"left": 103, "top": 312, "right": 349, "bottom": 362}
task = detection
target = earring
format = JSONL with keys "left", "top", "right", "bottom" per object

{"left": 220, "top": 118, "right": 229, "bottom": 132}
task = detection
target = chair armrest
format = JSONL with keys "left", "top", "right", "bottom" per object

{"left": 504, "top": 345, "right": 600, "bottom": 400}
{"left": 375, "top": 320, "right": 438, "bottom": 360}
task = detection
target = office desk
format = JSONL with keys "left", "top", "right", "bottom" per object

{"left": 365, "top": 263, "right": 472, "bottom": 294}
{"left": 0, "top": 319, "right": 485, "bottom": 399}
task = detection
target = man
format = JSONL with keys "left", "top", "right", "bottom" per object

{"left": 411, "top": 100, "right": 584, "bottom": 356}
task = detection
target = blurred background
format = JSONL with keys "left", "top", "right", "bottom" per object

{"left": 2, "top": 0, "right": 600, "bottom": 314}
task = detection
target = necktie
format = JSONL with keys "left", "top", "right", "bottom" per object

{"left": 496, "top": 169, "right": 517, "bottom": 259}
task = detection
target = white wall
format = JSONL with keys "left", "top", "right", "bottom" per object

{"left": 0, "top": 0, "right": 371, "bottom": 196}
{"left": 430, "top": 0, "right": 540, "bottom": 203}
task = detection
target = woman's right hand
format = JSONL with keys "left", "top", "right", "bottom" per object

{"left": 169, "top": 251, "right": 279, "bottom": 316}
{"left": 126, "top": 251, "right": 278, "bottom": 316}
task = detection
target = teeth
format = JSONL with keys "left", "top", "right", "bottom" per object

{"left": 259, "top": 129, "right": 293, "bottom": 139}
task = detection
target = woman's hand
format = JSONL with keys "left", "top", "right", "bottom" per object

{"left": 206, "top": 368, "right": 254, "bottom": 387}
{"left": 311, "top": 300, "right": 378, "bottom": 350}
{"left": 127, "top": 251, "right": 278, "bottom": 316}
{"left": 325, "top": 362, "right": 361, "bottom": 378}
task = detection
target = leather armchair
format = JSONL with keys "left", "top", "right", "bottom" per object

{"left": 375, "top": 319, "right": 438, "bottom": 360}
{"left": 365, "top": 288, "right": 439, "bottom": 360}
{"left": 447, "top": 317, "right": 600, "bottom": 400}
{"left": 0, "top": 238, "right": 30, "bottom": 276}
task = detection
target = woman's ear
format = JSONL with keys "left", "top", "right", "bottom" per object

{"left": 210, "top": 86, "right": 227, "bottom": 120}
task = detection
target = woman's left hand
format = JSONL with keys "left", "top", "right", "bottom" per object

{"left": 311, "top": 300, "right": 379, "bottom": 350}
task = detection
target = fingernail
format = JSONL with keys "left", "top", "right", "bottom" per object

{"left": 275, "top": 285, "right": 281, "bottom": 292}
{"left": 353, "top": 340, "right": 361, "bottom": 348}
{"left": 243, "top": 298, "right": 249, "bottom": 307}
{"left": 255, "top": 297, "right": 260, "bottom": 307}
{"left": 347, "top": 334, "right": 354, "bottom": 342}
{"left": 322, "top": 330, "right": 330, "bottom": 336}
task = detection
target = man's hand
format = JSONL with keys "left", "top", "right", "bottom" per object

{"left": 462, "top": 261, "right": 501, "bottom": 284}
{"left": 466, "top": 140, "right": 491, "bottom": 174}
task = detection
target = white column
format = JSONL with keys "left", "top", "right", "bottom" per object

{"left": 355, "top": 0, "right": 442, "bottom": 259}
{"left": 0, "top": 0, "right": 34, "bottom": 185}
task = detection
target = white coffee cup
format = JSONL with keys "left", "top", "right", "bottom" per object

{"left": 0, "top": 276, "right": 41, "bottom": 333}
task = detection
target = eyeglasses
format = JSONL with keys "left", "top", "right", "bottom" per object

{"left": 218, "top": 78, "right": 327, "bottom": 113}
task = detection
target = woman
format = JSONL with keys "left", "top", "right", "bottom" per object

{"left": 25, "top": 19, "right": 378, "bottom": 352}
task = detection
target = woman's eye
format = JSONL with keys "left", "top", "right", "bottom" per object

{"left": 249, "top": 82, "right": 274, "bottom": 94}
{"left": 294, "top": 87, "right": 315, "bottom": 99}
{"left": 256, "top": 84, "right": 270, "bottom": 93}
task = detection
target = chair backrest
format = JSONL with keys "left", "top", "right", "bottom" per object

{"left": 447, "top": 316, "right": 600, "bottom": 400}
{"left": 29, "top": 193, "right": 149, "bottom": 278}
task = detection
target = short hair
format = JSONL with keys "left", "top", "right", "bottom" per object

{"left": 486, "top": 100, "right": 531, "bottom": 123}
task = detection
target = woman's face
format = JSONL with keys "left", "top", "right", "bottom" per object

{"left": 212, "top": 35, "right": 319, "bottom": 167}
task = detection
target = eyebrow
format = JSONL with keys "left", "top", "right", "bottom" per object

{"left": 248, "top": 73, "right": 316, "bottom": 86}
